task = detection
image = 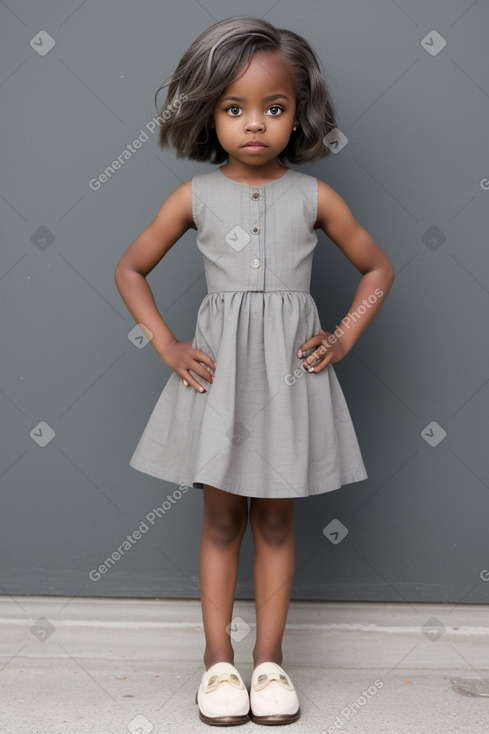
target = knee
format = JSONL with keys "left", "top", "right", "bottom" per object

{"left": 205, "top": 509, "right": 247, "bottom": 546}
{"left": 252, "top": 509, "right": 293, "bottom": 546}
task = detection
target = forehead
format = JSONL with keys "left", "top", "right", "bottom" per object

{"left": 223, "top": 51, "right": 296, "bottom": 96}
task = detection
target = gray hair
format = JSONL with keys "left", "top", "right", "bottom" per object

{"left": 154, "top": 16, "right": 337, "bottom": 164}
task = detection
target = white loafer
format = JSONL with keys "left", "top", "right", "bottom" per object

{"left": 196, "top": 662, "right": 250, "bottom": 726}
{"left": 250, "top": 662, "right": 300, "bottom": 725}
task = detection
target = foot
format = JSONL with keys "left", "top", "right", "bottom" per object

{"left": 249, "top": 662, "right": 300, "bottom": 725}
{"left": 196, "top": 662, "right": 250, "bottom": 726}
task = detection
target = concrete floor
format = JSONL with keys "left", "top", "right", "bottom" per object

{"left": 1, "top": 597, "right": 489, "bottom": 733}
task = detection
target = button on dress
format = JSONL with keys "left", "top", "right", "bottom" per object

{"left": 129, "top": 167, "right": 368, "bottom": 498}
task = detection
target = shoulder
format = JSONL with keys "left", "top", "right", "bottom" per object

{"left": 188, "top": 168, "right": 222, "bottom": 201}
{"left": 159, "top": 178, "right": 195, "bottom": 230}
{"left": 314, "top": 177, "right": 352, "bottom": 231}
{"left": 190, "top": 168, "right": 221, "bottom": 189}
{"left": 169, "top": 168, "right": 219, "bottom": 204}
{"left": 316, "top": 177, "right": 339, "bottom": 209}
{"left": 286, "top": 169, "right": 320, "bottom": 203}
{"left": 186, "top": 169, "right": 223, "bottom": 228}
{"left": 283, "top": 168, "right": 319, "bottom": 198}
{"left": 284, "top": 168, "right": 319, "bottom": 216}
{"left": 285, "top": 168, "right": 315, "bottom": 186}
{"left": 164, "top": 167, "right": 227, "bottom": 215}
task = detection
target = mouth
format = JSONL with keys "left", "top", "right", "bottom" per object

{"left": 242, "top": 142, "right": 268, "bottom": 150}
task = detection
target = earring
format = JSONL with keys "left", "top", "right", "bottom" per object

{"left": 293, "top": 125, "right": 298, "bottom": 131}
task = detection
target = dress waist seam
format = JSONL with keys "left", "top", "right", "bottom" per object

{"left": 206, "top": 290, "right": 311, "bottom": 294}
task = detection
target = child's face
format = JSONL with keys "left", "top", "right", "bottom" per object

{"left": 210, "top": 51, "right": 297, "bottom": 169}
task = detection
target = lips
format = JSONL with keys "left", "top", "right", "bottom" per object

{"left": 243, "top": 141, "right": 268, "bottom": 148}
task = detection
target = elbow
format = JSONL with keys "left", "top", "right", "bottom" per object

{"left": 381, "top": 262, "right": 395, "bottom": 297}
{"left": 114, "top": 261, "right": 123, "bottom": 286}
{"left": 114, "top": 259, "right": 131, "bottom": 290}
{"left": 365, "top": 259, "right": 395, "bottom": 287}
{"left": 114, "top": 261, "right": 144, "bottom": 292}
{"left": 367, "top": 259, "right": 394, "bottom": 296}
{"left": 378, "top": 252, "right": 395, "bottom": 287}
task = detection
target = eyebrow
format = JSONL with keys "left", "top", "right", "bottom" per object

{"left": 221, "top": 94, "right": 290, "bottom": 102}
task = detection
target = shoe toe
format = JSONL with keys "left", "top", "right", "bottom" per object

{"left": 250, "top": 662, "right": 300, "bottom": 722}
{"left": 197, "top": 662, "right": 250, "bottom": 724}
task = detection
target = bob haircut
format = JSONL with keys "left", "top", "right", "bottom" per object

{"left": 154, "top": 16, "right": 338, "bottom": 164}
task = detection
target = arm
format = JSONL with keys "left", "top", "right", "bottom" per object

{"left": 298, "top": 179, "right": 395, "bottom": 372}
{"left": 114, "top": 181, "right": 215, "bottom": 393}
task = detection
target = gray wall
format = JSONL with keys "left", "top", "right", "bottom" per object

{"left": 1, "top": 0, "right": 488, "bottom": 604}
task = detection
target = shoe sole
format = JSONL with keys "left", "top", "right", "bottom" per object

{"left": 249, "top": 707, "right": 301, "bottom": 725}
{"left": 195, "top": 691, "right": 250, "bottom": 726}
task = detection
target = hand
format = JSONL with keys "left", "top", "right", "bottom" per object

{"left": 161, "top": 340, "right": 216, "bottom": 393}
{"left": 296, "top": 328, "right": 349, "bottom": 373}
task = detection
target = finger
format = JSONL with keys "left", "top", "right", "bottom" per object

{"left": 296, "top": 330, "right": 328, "bottom": 358}
{"left": 185, "top": 369, "right": 207, "bottom": 393}
{"left": 296, "top": 344, "right": 320, "bottom": 362}
{"left": 302, "top": 341, "right": 330, "bottom": 369}
{"left": 305, "top": 338, "right": 337, "bottom": 370}
{"left": 303, "top": 354, "right": 321, "bottom": 372}
{"left": 307, "top": 353, "right": 333, "bottom": 373}
{"left": 190, "top": 360, "right": 215, "bottom": 384}
{"left": 192, "top": 348, "right": 216, "bottom": 372}
{"left": 296, "top": 340, "right": 316, "bottom": 358}
{"left": 182, "top": 378, "right": 189, "bottom": 387}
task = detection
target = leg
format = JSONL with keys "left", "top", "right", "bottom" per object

{"left": 199, "top": 484, "right": 248, "bottom": 670}
{"left": 249, "top": 497, "right": 295, "bottom": 667}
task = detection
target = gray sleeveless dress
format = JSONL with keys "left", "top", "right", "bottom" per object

{"left": 129, "top": 167, "right": 368, "bottom": 498}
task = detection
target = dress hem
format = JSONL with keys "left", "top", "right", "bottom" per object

{"left": 129, "top": 457, "right": 368, "bottom": 499}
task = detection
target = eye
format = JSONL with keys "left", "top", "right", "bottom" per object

{"left": 225, "top": 105, "right": 242, "bottom": 116}
{"left": 267, "top": 105, "right": 284, "bottom": 116}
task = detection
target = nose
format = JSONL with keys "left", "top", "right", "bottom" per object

{"left": 245, "top": 114, "right": 265, "bottom": 132}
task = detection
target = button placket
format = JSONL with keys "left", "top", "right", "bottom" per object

{"left": 249, "top": 188, "right": 263, "bottom": 286}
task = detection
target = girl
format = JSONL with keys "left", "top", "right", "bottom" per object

{"left": 114, "top": 16, "right": 394, "bottom": 727}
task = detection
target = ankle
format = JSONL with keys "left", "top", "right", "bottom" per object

{"left": 204, "top": 650, "right": 235, "bottom": 671}
{"left": 253, "top": 649, "right": 283, "bottom": 668}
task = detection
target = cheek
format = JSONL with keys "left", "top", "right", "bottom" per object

{"left": 280, "top": 121, "right": 295, "bottom": 137}
{"left": 216, "top": 116, "right": 237, "bottom": 132}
